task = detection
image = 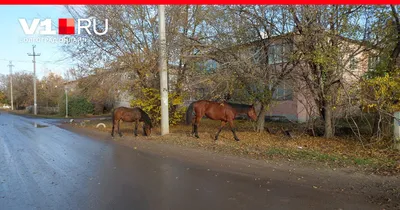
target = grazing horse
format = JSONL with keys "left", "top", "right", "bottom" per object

{"left": 111, "top": 107, "right": 153, "bottom": 137}
{"left": 185, "top": 100, "right": 257, "bottom": 141}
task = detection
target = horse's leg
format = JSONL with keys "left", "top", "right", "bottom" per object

{"left": 134, "top": 120, "right": 139, "bottom": 137}
{"left": 118, "top": 120, "right": 122, "bottom": 137}
{"left": 111, "top": 120, "right": 115, "bottom": 137}
{"left": 191, "top": 117, "right": 195, "bottom": 136}
{"left": 228, "top": 120, "right": 240, "bottom": 141}
{"left": 215, "top": 121, "right": 226, "bottom": 141}
{"left": 194, "top": 115, "right": 202, "bottom": 138}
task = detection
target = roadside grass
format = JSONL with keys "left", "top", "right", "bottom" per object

{"left": 72, "top": 118, "right": 400, "bottom": 175}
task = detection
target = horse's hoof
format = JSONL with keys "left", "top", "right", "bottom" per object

{"left": 235, "top": 138, "right": 240, "bottom": 141}
{"left": 195, "top": 134, "right": 200, "bottom": 138}
{"left": 214, "top": 136, "right": 218, "bottom": 141}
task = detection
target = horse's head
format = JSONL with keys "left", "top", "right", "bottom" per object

{"left": 247, "top": 105, "right": 257, "bottom": 121}
{"left": 143, "top": 123, "right": 152, "bottom": 136}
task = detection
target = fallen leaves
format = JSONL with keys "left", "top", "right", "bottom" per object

{"left": 78, "top": 119, "right": 400, "bottom": 175}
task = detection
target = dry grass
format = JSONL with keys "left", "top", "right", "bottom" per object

{"left": 79, "top": 119, "right": 400, "bottom": 175}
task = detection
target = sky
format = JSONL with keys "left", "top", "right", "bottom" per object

{"left": 0, "top": 6, "right": 74, "bottom": 79}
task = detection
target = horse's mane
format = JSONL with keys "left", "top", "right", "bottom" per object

{"left": 136, "top": 108, "right": 153, "bottom": 128}
{"left": 227, "top": 102, "right": 252, "bottom": 113}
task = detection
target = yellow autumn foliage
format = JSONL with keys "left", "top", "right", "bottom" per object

{"left": 361, "top": 73, "right": 400, "bottom": 113}
{"left": 130, "top": 88, "right": 187, "bottom": 125}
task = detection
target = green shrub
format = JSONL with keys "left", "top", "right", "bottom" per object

{"left": 130, "top": 88, "right": 186, "bottom": 125}
{"left": 59, "top": 94, "right": 94, "bottom": 117}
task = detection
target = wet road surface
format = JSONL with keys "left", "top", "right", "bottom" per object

{"left": 0, "top": 112, "right": 388, "bottom": 210}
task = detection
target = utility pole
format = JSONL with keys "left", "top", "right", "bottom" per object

{"left": 27, "top": 45, "right": 40, "bottom": 115}
{"left": 7, "top": 61, "right": 14, "bottom": 110}
{"left": 65, "top": 88, "right": 68, "bottom": 118}
{"left": 158, "top": 5, "right": 169, "bottom": 135}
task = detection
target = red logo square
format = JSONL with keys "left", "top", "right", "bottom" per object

{"left": 58, "top": 18, "right": 75, "bottom": 35}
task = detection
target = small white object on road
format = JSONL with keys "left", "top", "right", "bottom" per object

{"left": 96, "top": 123, "right": 106, "bottom": 128}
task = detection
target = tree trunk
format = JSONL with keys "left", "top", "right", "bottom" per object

{"left": 256, "top": 104, "right": 267, "bottom": 132}
{"left": 324, "top": 100, "right": 334, "bottom": 138}
{"left": 372, "top": 112, "right": 382, "bottom": 139}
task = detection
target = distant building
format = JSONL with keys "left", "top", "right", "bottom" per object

{"left": 192, "top": 34, "right": 375, "bottom": 123}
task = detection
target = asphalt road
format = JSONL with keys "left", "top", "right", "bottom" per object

{"left": 0, "top": 112, "right": 395, "bottom": 210}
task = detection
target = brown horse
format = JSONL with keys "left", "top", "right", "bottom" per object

{"left": 111, "top": 107, "right": 153, "bottom": 137}
{"left": 185, "top": 100, "right": 257, "bottom": 141}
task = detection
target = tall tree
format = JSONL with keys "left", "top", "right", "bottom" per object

{"left": 361, "top": 5, "right": 400, "bottom": 145}
{"left": 64, "top": 6, "right": 207, "bottom": 121}
{"left": 0, "top": 91, "right": 7, "bottom": 105}
{"left": 38, "top": 72, "right": 65, "bottom": 108}
{"left": 64, "top": 6, "right": 162, "bottom": 95}
{"left": 190, "top": 6, "right": 299, "bottom": 132}
{"left": 290, "top": 5, "right": 370, "bottom": 138}
{"left": 6, "top": 72, "right": 34, "bottom": 109}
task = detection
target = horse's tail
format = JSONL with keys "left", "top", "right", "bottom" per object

{"left": 111, "top": 107, "right": 120, "bottom": 124}
{"left": 185, "top": 102, "right": 195, "bottom": 125}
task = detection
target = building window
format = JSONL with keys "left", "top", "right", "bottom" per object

{"left": 349, "top": 57, "right": 358, "bottom": 71}
{"left": 368, "top": 56, "right": 379, "bottom": 71}
{"left": 252, "top": 47, "right": 262, "bottom": 64}
{"left": 268, "top": 43, "right": 290, "bottom": 64}
{"left": 272, "top": 81, "right": 293, "bottom": 101}
{"left": 204, "top": 59, "right": 218, "bottom": 71}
